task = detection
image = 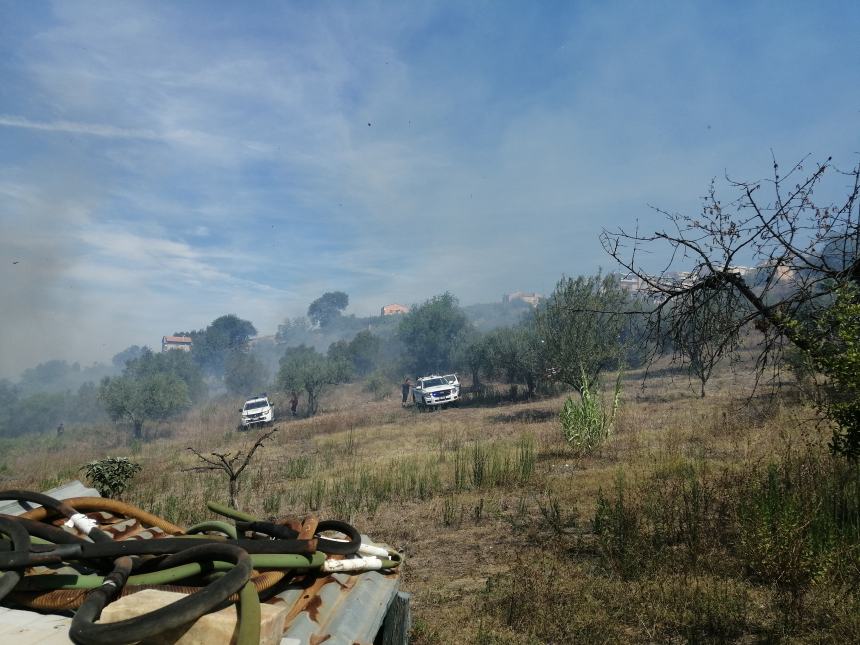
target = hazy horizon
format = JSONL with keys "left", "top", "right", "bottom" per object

{"left": 2, "top": 1, "right": 859, "bottom": 377}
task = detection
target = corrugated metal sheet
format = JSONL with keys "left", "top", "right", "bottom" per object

{"left": 273, "top": 536, "right": 402, "bottom": 645}
{"left": 0, "top": 480, "right": 99, "bottom": 516}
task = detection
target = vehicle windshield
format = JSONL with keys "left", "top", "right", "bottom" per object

{"left": 421, "top": 378, "right": 447, "bottom": 388}
{"left": 244, "top": 400, "right": 268, "bottom": 411}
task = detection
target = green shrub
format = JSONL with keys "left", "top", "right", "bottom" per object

{"left": 734, "top": 456, "right": 860, "bottom": 602}
{"left": 593, "top": 475, "right": 650, "bottom": 579}
{"left": 559, "top": 367, "right": 621, "bottom": 453}
{"left": 363, "top": 372, "right": 391, "bottom": 400}
{"left": 81, "top": 457, "right": 142, "bottom": 498}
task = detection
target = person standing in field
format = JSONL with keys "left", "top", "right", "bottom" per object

{"left": 401, "top": 377, "right": 411, "bottom": 407}
{"left": 290, "top": 391, "right": 299, "bottom": 417}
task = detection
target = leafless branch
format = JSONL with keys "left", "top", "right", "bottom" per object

{"left": 601, "top": 155, "right": 860, "bottom": 394}
{"left": 184, "top": 425, "right": 279, "bottom": 508}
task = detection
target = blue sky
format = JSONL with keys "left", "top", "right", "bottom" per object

{"left": 1, "top": 1, "right": 858, "bottom": 376}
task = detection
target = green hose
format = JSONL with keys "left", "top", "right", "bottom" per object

{"left": 186, "top": 521, "right": 238, "bottom": 540}
{"left": 16, "top": 552, "right": 326, "bottom": 590}
{"left": 207, "top": 501, "right": 256, "bottom": 523}
{"left": 29, "top": 535, "right": 53, "bottom": 545}
{"left": 237, "top": 579, "right": 261, "bottom": 645}
{"left": 206, "top": 571, "right": 261, "bottom": 645}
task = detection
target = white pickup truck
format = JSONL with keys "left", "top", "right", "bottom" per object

{"left": 239, "top": 394, "right": 275, "bottom": 429}
{"left": 412, "top": 374, "right": 460, "bottom": 409}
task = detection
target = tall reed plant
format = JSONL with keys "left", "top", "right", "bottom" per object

{"left": 560, "top": 367, "right": 622, "bottom": 453}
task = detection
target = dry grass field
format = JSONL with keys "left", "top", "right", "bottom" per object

{"left": 2, "top": 363, "right": 858, "bottom": 643}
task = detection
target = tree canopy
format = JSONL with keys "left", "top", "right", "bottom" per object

{"left": 328, "top": 330, "right": 381, "bottom": 378}
{"left": 98, "top": 346, "right": 204, "bottom": 439}
{"left": 186, "top": 314, "right": 257, "bottom": 375}
{"left": 398, "top": 292, "right": 471, "bottom": 375}
{"left": 112, "top": 345, "right": 146, "bottom": 369}
{"left": 485, "top": 324, "right": 548, "bottom": 397}
{"left": 125, "top": 348, "right": 206, "bottom": 403}
{"left": 453, "top": 329, "right": 491, "bottom": 388}
{"left": 277, "top": 345, "right": 349, "bottom": 415}
{"left": 225, "top": 349, "right": 268, "bottom": 396}
{"left": 99, "top": 372, "right": 190, "bottom": 439}
{"left": 307, "top": 292, "right": 349, "bottom": 328}
{"left": 534, "top": 273, "right": 629, "bottom": 388}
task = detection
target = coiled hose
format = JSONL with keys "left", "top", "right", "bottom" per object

{"left": 69, "top": 543, "right": 252, "bottom": 645}
{"left": 0, "top": 491, "right": 115, "bottom": 544}
{"left": 0, "top": 517, "right": 28, "bottom": 602}
{"left": 20, "top": 496, "right": 184, "bottom": 535}
{"left": 0, "top": 490, "right": 399, "bottom": 645}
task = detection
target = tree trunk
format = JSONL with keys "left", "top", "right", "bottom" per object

{"left": 526, "top": 375, "right": 535, "bottom": 399}
{"left": 228, "top": 478, "right": 238, "bottom": 508}
{"left": 471, "top": 369, "right": 480, "bottom": 389}
{"left": 132, "top": 419, "right": 144, "bottom": 440}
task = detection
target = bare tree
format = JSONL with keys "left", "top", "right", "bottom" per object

{"left": 670, "top": 288, "right": 743, "bottom": 397}
{"left": 601, "top": 156, "right": 860, "bottom": 451}
{"left": 185, "top": 426, "right": 278, "bottom": 508}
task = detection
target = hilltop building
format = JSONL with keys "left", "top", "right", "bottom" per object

{"left": 755, "top": 259, "right": 796, "bottom": 284}
{"left": 503, "top": 291, "right": 543, "bottom": 307}
{"left": 162, "top": 335, "right": 193, "bottom": 352}
{"left": 618, "top": 273, "right": 646, "bottom": 293}
{"left": 381, "top": 303, "right": 410, "bottom": 316}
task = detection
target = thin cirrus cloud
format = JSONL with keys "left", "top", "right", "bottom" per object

{"left": 0, "top": 114, "right": 164, "bottom": 140}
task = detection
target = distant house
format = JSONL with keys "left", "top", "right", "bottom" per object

{"left": 503, "top": 291, "right": 543, "bottom": 307}
{"left": 162, "top": 335, "right": 193, "bottom": 352}
{"left": 755, "top": 259, "right": 796, "bottom": 284}
{"left": 381, "top": 304, "right": 410, "bottom": 316}
{"left": 618, "top": 273, "right": 645, "bottom": 293}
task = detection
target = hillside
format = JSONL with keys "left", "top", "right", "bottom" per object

{"left": 2, "top": 361, "right": 856, "bottom": 642}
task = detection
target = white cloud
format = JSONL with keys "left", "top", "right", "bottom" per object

{"left": 1, "top": 1, "right": 857, "bottom": 376}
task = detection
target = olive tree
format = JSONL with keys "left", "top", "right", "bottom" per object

{"left": 224, "top": 350, "right": 267, "bottom": 395}
{"left": 453, "top": 329, "right": 491, "bottom": 389}
{"left": 398, "top": 293, "right": 471, "bottom": 375}
{"left": 485, "top": 325, "right": 548, "bottom": 398}
{"left": 534, "top": 273, "right": 629, "bottom": 389}
{"left": 277, "top": 345, "right": 349, "bottom": 416}
{"left": 99, "top": 372, "right": 190, "bottom": 439}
